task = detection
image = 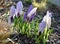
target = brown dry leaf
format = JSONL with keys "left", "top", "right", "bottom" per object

{"left": 0, "top": 19, "right": 11, "bottom": 40}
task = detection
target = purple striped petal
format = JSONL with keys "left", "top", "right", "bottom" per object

{"left": 29, "top": 12, "right": 36, "bottom": 21}
{"left": 10, "top": 5, "right": 15, "bottom": 16}
{"left": 39, "top": 21, "right": 46, "bottom": 33}
{"left": 24, "top": 12, "right": 27, "bottom": 21}
{"left": 27, "top": 5, "right": 33, "bottom": 14}
{"left": 27, "top": 7, "right": 37, "bottom": 18}
{"left": 27, "top": 7, "right": 37, "bottom": 22}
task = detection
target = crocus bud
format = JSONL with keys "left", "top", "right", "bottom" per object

{"left": 24, "top": 5, "right": 33, "bottom": 21}
{"left": 39, "top": 11, "right": 52, "bottom": 33}
{"left": 16, "top": 1, "right": 23, "bottom": 15}
{"left": 27, "top": 7, "right": 37, "bottom": 18}
{"left": 45, "top": 11, "right": 52, "bottom": 28}
{"left": 24, "top": 5, "right": 37, "bottom": 22}
{"left": 10, "top": 5, "right": 15, "bottom": 16}
{"left": 8, "top": 5, "right": 15, "bottom": 24}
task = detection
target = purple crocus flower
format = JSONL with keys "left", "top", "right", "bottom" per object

{"left": 16, "top": 1, "right": 23, "bottom": 17}
{"left": 9, "top": 5, "right": 15, "bottom": 16}
{"left": 24, "top": 5, "right": 33, "bottom": 21}
{"left": 24, "top": 5, "right": 37, "bottom": 22}
{"left": 8, "top": 5, "right": 15, "bottom": 24}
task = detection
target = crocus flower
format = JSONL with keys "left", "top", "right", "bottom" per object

{"left": 9, "top": 5, "right": 15, "bottom": 16}
{"left": 24, "top": 5, "right": 33, "bottom": 21}
{"left": 24, "top": 5, "right": 37, "bottom": 22}
{"left": 43, "top": 11, "right": 52, "bottom": 28}
{"left": 15, "top": 1, "right": 23, "bottom": 17}
{"left": 8, "top": 5, "right": 16, "bottom": 24}
{"left": 39, "top": 11, "right": 52, "bottom": 33}
{"left": 27, "top": 7, "right": 37, "bottom": 18}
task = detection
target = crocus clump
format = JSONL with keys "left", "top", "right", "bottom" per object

{"left": 5, "top": 0, "right": 53, "bottom": 44}
{"left": 39, "top": 11, "right": 52, "bottom": 33}
{"left": 13, "top": 10, "right": 52, "bottom": 44}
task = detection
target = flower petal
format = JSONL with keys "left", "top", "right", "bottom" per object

{"left": 46, "top": 11, "right": 52, "bottom": 17}
{"left": 39, "top": 21, "right": 46, "bottom": 33}
{"left": 29, "top": 12, "right": 36, "bottom": 21}
{"left": 16, "top": 1, "right": 23, "bottom": 15}
{"left": 10, "top": 5, "right": 15, "bottom": 16}
{"left": 14, "top": 9, "right": 18, "bottom": 17}
{"left": 27, "top": 5, "right": 33, "bottom": 14}
{"left": 8, "top": 16, "right": 12, "bottom": 24}
{"left": 24, "top": 12, "right": 27, "bottom": 21}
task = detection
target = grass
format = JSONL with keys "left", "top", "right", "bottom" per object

{"left": 13, "top": 15, "right": 53, "bottom": 44}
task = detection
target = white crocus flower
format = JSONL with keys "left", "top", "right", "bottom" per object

{"left": 39, "top": 11, "right": 52, "bottom": 33}
{"left": 43, "top": 11, "right": 52, "bottom": 28}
